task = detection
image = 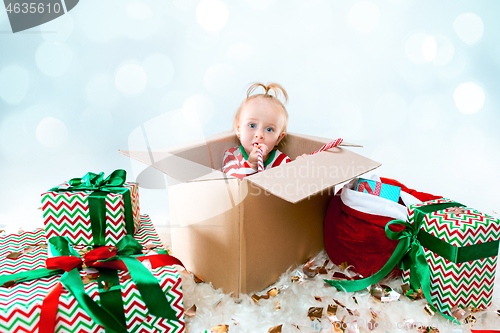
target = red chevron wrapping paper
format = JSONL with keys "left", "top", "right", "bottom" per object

{"left": 402, "top": 198, "right": 500, "bottom": 316}
{"left": 0, "top": 215, "right": 185, "bottom": 333}
{"left": 42, "top": 182, "right": 141, "bottom": 246}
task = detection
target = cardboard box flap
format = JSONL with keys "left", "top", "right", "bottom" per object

{"left": 119, "top": 149, "right": 229, "bottom": 182}
{"left": 280, "top": 132, "right": 361, "bottom": 159}
{"left": 245, "top": 147, "right": 381, "bottom": 204}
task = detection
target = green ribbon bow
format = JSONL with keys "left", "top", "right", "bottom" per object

{"left": 50, "top": 169, "right": 135, "bottom": 245}
{"left": 0, "top": 235, "right": 180, "bottom": 333}
{"left": 325, "top": 200, "right": 500, "bottom": 323}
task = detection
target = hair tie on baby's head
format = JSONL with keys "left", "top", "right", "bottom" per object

{"left": 246, "top": 82, "right": 288, "bottom": 104}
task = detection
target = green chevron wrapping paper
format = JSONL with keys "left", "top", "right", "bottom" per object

{"left": 0, "top": 215, "right": 184, "bottom": 333}
{"left": 42, "top": 181, "right": 141, "bottom": 246}
{"left": 402, "top": 198, "right": 500, "bottom": 317}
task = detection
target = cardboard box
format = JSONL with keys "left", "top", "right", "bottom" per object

{"left": 119, "top": 131, "right": 380, "bottom": 296}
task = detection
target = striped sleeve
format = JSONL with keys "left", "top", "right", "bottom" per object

{"left": 221, "top": 147, "right": 257, "bottom": 180}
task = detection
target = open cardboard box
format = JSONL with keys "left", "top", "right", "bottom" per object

{"left": 119, "top": 131, "right": 380, "bottom": 297}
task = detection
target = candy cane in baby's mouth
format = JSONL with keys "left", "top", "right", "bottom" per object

{"left": 256, "top": 145, "right": 264, "bottom": 172}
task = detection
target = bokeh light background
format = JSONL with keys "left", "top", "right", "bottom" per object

{"left": 1, "top": 0, "right": 499, "bottom": 231}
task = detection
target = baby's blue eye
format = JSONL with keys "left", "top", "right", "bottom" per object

{"left": 266, "top": 127, "right": 274, "bottom": 132}
{"left": 249, "top": 123, "right": 256, "bottom": 128}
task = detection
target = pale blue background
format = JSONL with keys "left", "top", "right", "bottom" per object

{"left": 1, "top": 0, "right": 499, "bottom": 231}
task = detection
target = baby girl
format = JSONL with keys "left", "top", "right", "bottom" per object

{"left": 221, "top": 83, "right": 293, "bottom": 180}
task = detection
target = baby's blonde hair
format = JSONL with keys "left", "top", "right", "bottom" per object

{"left": 233, "top": 82, "right": 289, "bottom": 134}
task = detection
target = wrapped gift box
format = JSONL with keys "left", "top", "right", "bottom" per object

{"left": 402, "top": 198, "right": 500, "bottom": 316}
{"left": 0, "top": 215, "right": 184, "bottom": 333}
{"left": 42, "top": 171, "right": 141, "bottom": 246}
{"left": 355, "top": 177, "right": 401, "bottom": 202}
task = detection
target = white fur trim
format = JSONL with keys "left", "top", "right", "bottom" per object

{"left": 400, "top": 191, "right": 421, "bottom": 207}
{"left": 340, "top": 177, "right": 421, "bottom": 220}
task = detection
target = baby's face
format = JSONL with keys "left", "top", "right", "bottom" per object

{"left": 236, "top": 99, "right": 285, "bottom": 156}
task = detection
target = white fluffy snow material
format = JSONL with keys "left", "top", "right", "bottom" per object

{"left": 181, "top": 251, "right": 500, "bottom": 333}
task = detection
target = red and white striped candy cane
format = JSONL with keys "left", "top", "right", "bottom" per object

{"left": 257, "top": 146, "right": 264, "bottom": 172}
{"left": 311, "top": 138, "right": 343, "bottom": 155}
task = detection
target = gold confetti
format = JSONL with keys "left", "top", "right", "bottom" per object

{"left": 367, "top": 319, "right": 378, "bottom": 330}
{"left": 193, "top": 274, "right": 204, "bottom": 283}
{"left": 39, "top": 244, "right": 48, "bottom": 249}
{"left": 145, "top": 243, "right": 158, "bottom": 250}
{"left": 314, "top": 296, "right": 322, "bottom": 302}
{"left": 496, "top": 309, "right": 500, "bottom": 316}
{"left": 352, "top": 296, "right": 358, "bottom": 304}
{"left": 370, "top": 285, "right": 384, "bottom": 300}
{"left": 6, "top": 252, "right": 22, "bottom": 259}
{"left": 340, "top": 262, "right": 349, "bottom": 271}
{"left": 327, "top": 304, "right": 338, "bottom": 316}
{"left": 451, "top": 305, "right": 468, "bottom": 320}
{"left": 291, "top": 276, "right": 300, "bottom": 283}
{"left": 401, "top": 283, "right": 410, "bottom": 294}
{"left": 345, "top": 307, "right": 357, "bottom": 316}
{"left": 0, "top": 230, "right": 4, "bottom": 234}
{"left": 417, "top": 326, "right": 439, "bottom": 333}
{"left": 185, "top": 304, "right": 197, "bottom": 317}
{"left": 404, "top": 287, "right": 424, "bottom": 301}
{"left": 268, "top": 324, "right": 282, "bottom": 333}
{"left": 469, "top": 307, "right": 483, "bottom": 313}
{"left": 101, "top": 280, "right": 112, "bottom": 291}
{"left": 333, "top": 298, "right": 346, "bottom": 308}
{"left": 423, "top": 304, "right": 435, "bottom": 317}
{"left": 493, "top": 210, "right": 498, "bottom": 214}
{"left": 213, "top": 298, "right": 223, "bottom": 308}
{"left": 303, "top": 259, "right": 318, "bottom": 278}
{"left": 368, "top": 309, "right": 380, "bottom": 329}
{"left": 1, "top": 278, "right": 23, "bottom": 288}
{"left": 81, "top": 276, "right": 93, "bottom": 285}
{"left": 275, "top": 302, "right": 280, "bottom": 310}
{"left": 307, "top": 307, "right": 323, "bottom": 320}
{"left": 330, "top": 271, "right": 352, "bottom": 281}
{"left": 267, "top": 287, "right": 279, "bottom": 297}
{"left": 333, "top": 316, "right": 347, "bottom": 332}
{"left": 251, "top": 294, "right": 261, "bottom": 303}
{"left": 318, "top": 260, "right": 329, "bottom": 274}
{"left": 211, "top": 325, "right": 229, "bottom": 333}
{"left": 464, "top": 315, "right": 476, "bottom": 324}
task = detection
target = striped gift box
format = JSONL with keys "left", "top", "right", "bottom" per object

{"left": 42, "top": 181, "right": 140, "bottom": 246}
{"left": 402, "top": 199, "right": 500, "bottom": 316}
{"left": 0, "top": 215, "right": 185, "bottom": 333}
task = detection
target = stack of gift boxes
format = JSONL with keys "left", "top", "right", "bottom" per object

{"left": 0, "top": 170, "right": 185, "bottom": 333}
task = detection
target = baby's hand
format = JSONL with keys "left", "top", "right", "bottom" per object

{"left": 295, "top": 153, "right": 308, "bottom": 160}
{"left": 248, "top": 143, "right": 269, "bottom": 169}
